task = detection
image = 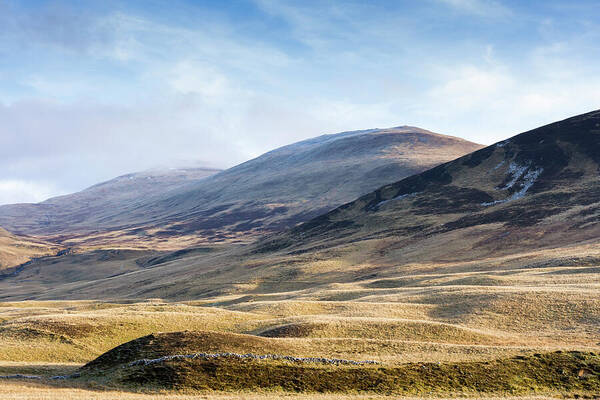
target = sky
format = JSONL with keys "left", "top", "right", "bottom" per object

{"left": 1, "top": 0, "right": 600, "bottom": 205}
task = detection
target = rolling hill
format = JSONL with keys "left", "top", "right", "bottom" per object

{"left": 259, "top": 109, "right": 600, "bottom": 262}
{"left": 0, "top": 127, "right": 481, "bottom": 249}
{"left": 0, "top": 168, "right": 220, "bottom": 244}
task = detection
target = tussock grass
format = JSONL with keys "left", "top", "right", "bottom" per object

{"left": 0, "top": 243, "right": 599, "bottom": 397}
{"left": 228, "top": 300, "right": 433, "bottom": 319}
{"left": 0, "top": 228, "right": 57, "bottom": 270}
{"left": 1, "top": 291, "right": 598, "bottom": 365}
{"left": 0, "top": 362, "right": 80, "bottom": 377}
{"left": 253, "top": 316, "right": 505, "bottom": 345}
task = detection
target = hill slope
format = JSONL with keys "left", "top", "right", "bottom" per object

{"left": 0, "top": 228, "right": 57, "bottom": 270}
{"left": 260, "top": 109, "right": 600, "bottom": 262}
{"left": 0, "top": 127, "right": 481, "bottom": 248}
{"left": 0, "top": 168, "right": 220, "bottom": 241}
{"left": 0, "top": 113, "right": 598, "bottom": 399}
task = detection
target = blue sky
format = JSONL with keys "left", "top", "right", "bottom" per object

{"left": 1, "top": 0, "right": 600, "bottom": 204}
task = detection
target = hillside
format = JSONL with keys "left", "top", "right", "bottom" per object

{"left": 259, "top": 109, "right": 600, "bottom": 261}
{"left": 0, "top": 228, "right": 57, "bottom": 271}
{"left": 0, "top": 127, "right": 481, "bottom": 248}
{"left": 0, "top": 111, "right": 598, "bottom": 303}
{"left": 0, "top": 168, "right": 220, "bottom": 246}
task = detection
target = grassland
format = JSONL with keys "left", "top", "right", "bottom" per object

{"left": 0, "top": 232, "right": 598, "bottom": 398}
{"left": 0, "top": 249, "right": 598, "bottom": 397}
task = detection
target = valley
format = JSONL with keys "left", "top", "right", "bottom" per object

{"left": 0, "top": 240, "right": 598, "bottom": 397}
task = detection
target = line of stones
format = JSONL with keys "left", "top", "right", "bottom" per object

{"left": 127, "top": 352, "right": 379, "bottom": 367}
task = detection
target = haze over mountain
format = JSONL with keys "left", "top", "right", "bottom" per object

{"left": 0, "top": 168, "right": 220, "bottom": 244}
{"left": 0, "top": 126, "right": 482, "bottom": 249}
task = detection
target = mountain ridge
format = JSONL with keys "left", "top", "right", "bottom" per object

{"left": 0, "top": 126, "right": 482, "bottom": 250}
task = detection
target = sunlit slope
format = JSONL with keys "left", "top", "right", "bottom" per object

{"left": 0, "top": 228, "right": 56, "bottom": 271}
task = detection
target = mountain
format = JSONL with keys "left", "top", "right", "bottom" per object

{"left": 0, "top": 127, "right": 482, "bottom": 248}
{"left": 2, "top": 112, "right": 598, "bottom": 400}
{"left": 0, "top": 111, "right": 598, "bottom": 301}
{"left": 0, "top": 168, "right": 221, "bottom": 246}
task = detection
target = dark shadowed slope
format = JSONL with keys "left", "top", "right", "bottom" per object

{"left": 259, "top": 109, "right": 600, "bottom": 261}
{"left": 0, "top": 127, "right": 481, "bottom": 248}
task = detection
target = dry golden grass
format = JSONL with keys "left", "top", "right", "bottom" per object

{"left": 0, "top": 241, "right": 598, "bottom": 397}
{"left": 0, "top": 303, "right": 268, "bottom": 362}
{"left": 0, "top": 381, "right": 568, "bottom": 400}
{"left": 0, "top": 287, "right": 597, "bottom": 366}
{"left": 0, "top": 228, "right": 57, "bottom": 270}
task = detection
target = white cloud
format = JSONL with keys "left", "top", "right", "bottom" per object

{"left": 417, "top": 58, "right": 600, "bottom": 143}
{"left": 168, "top": 62, "right": 235, "bottom": 101}
{"left": 428, "top": 65, "right": 514, "bottom": 112}
{"left": 0, "top": 180, "right": 65, "bottom": 205}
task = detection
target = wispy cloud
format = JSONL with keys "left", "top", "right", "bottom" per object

{"left": 1, "top": 0, "right": 599, "bottom": 204}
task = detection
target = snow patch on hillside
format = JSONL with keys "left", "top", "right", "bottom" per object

{"left": 483, "top": 164, "right": 543, "bottom": 206}
{"left": 493, "top": 160, "right": 505, "bottom": 170}
{"left": 498, "top": 162, "right": 529, "bottom": 190}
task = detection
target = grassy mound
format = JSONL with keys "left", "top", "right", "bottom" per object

{"left": 78, "top": 331, "right": 600, "bottom": 395}
{"left": 108, "top": 350, "right": 598, "bottom": 395}
{"left": 0, "top": 304, "right": 267, "bottom": 362}
{"left": 81, "top": 331, "right": 289, "bottom": 372}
